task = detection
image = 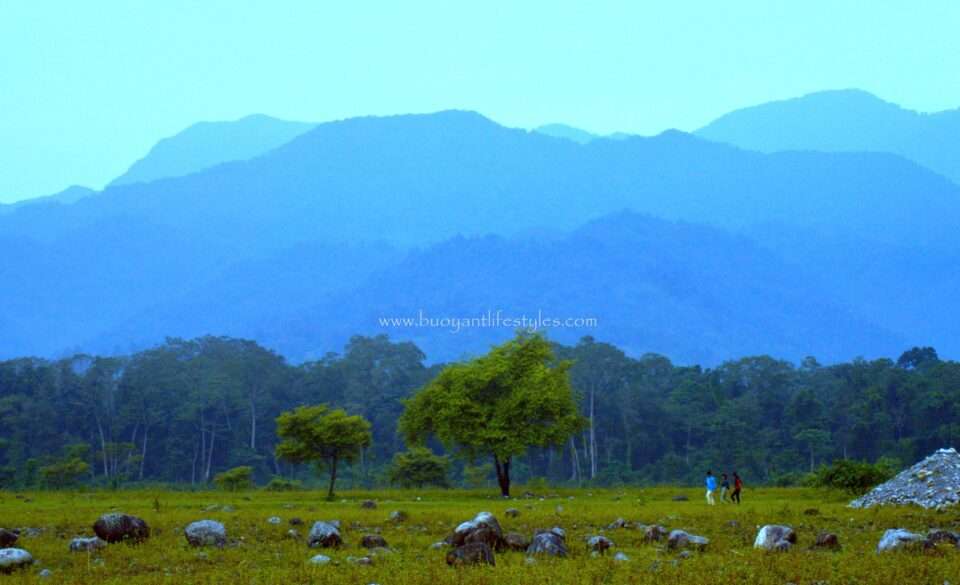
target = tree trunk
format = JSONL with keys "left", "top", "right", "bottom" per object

{"left": 569, "top": 437, "right": 581, "bottom": 483}
{"left": 327, "top": 456, "right": 339, "bottom": 499}
{"left": 493, "top": 455, "right": 511, "bottom": 497}
{"left": 95, "top": 416, "right": 109, "bottom": 478}
{"left": 139, "top": 426, "right": 149, "bottom": 480}
{"left": 589, "top": 387, "right": 597, "bottom": 479}
{"left": 249, "top": 397, "right": 257, "bottom": 450}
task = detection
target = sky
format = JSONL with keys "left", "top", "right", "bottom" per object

{"left": 2, "top": 0, "right": 959, "bottom": 203}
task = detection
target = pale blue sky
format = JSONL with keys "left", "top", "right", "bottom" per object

{"left": 2, "top": 0, "right": 958, "bottom": 202}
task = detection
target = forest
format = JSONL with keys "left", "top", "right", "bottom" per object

{"left": 0, "top": 334, "right": 954, "bottom": 490}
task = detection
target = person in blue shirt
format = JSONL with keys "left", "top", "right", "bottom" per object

{"left": 705, "top": 470, "right": 717, "bottom": 505}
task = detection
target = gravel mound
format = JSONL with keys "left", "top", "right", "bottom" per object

{"left": 850, "top": 448, "right": 960, "bottom": 509}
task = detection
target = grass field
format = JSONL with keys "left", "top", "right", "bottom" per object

{"left": 2, "top": 486, "right": 959, "bottom": 584}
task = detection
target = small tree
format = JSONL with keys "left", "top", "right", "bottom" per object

{"left": 39, "top": 444, "right": 91, "bottom": 489}
{"left": 389, "top": 447, "right": 449, "bottom": 488}
{"left": 213, "top": 465, "right": 254, "bottom": 491}
{"left": 399, "top": 332, "right": 586, "bottom": 496}
{"left": 275, "top": 405, "right": 372, "bottom": 499}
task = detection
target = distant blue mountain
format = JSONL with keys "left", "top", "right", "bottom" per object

{"left": 0, "top": 109, "right": 957, "bottom": 362}
{"left": 0, "top": 185, "right": 94, "bottom": 215}
{"left": 534, "top": 123, "right": 632, "bottom": 144}
{"left": 110, "top": 114, "right": 315, "bottom": 186}
{"left": 696, "top": 89, "right": 960, "bottom": 184}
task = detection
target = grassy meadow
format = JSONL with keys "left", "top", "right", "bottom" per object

{"left": 2, "top": 487, "right": 959, "bottom": 584}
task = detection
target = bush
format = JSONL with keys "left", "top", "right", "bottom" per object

{"left": 213, "top": 466, "right": 254, "bottom": 491}
{"left": 264, "top": 477, "right": 303, "bottom": 491}
{"left": 806, "top": 459, "right": 896, "bottom": 494}
{"left": 388, "top": 447, "right": 449, "bottom": 488}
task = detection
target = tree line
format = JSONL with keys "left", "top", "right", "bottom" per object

{"left": 0, "top": 333, "right": 955, "bottom": 490}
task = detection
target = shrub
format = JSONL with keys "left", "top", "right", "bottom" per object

{"left": 388, "top": 447, "right": 449, "bottom": 488}
{"left": 806, "top": 459, "right": 896, "bottom": 494}
{"left": 213, "top": 466, "right": 254, "bottom": 491}
{"left": 264, "top": 476, "right": 303, "bottom": 491}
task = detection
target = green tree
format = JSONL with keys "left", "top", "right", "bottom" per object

{"left": 399, "top": 332, "right": 585, "bottom": 496}
{"left": 275, "top": 405, "right": 371, "bottom": 498}
{"left": 39, "top": 444, "right": 92, "bottom": 488}
{"left": 213, "top": 465, "right": 254, "bottom": 491}
{"left": 388, "top": 447, "right": 449, "bottom": 488}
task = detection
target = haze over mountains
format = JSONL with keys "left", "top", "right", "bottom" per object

{"left": 2, "top": 90, "right": 958, "bottom": 364}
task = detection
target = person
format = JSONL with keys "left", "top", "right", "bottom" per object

{"left": 731, "top": 471, "right": 743, "bottom": 504}
{"left": 720, "top": 473, "right": 730, "bottom": 503}
{"left": 705, "top": 470, "right": 717, "bottom": 505}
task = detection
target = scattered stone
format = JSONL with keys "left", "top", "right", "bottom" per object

{"left": 93, "top": 513, "right": 150, "bottom": 544}
{"left": 587, "top": 535, "right": 614, "bottom": 554}
{"left": 69, "top": 536, "right": 107, "bottom": 552}
{"left": 38, "top": 568, "right": 52, "bottom": 578}
{"left": 308, "top": 554, "right": 331, "bottom": 565}
{"left": 451, "top": 512, "right": 504, "bottom": 550}
{"left": 527, "top": 527, "right": 568, "bottom": 557}
{"left": 671, "top": 495, "right": 689, "bottom": 502}
{"left": 267, "top": 516, "right": 282, "bottom": 525}
{"left": 667, "top": 529, "right": 709, "bottom": 550}
{"left": 446, "top": 542, "right": 495, "bottom": 566}
{"left": 0, "top": 529, "right": 17, "bottom": 548}
{"left": 927, "top": 529, "right": 960, "bottom": 545}
{"left": 813, "top": 532, "right": 841, "bottom": 550}
{"left": 361, "top": 500, "right": 377, "bottom": 509}
{"left": 361, "top": 534, "right": 388, "bottom": 549}
{"left": 606, "top": 518, "right": 628, "bottom": 530}
{"left": 643, "top": 525, "right": 668, "bottom": 542}
{"left": 804, "top": 508, "right": 820, "bottom": 516}
{"left": 388, "top": 510, "right": 408, "bottom": 523}
{"left": 307, "top": 521, "right": 343, "bottom": 548}
{"left": 0, "top": 548, "right": 33, "bottom": 573}
{"left": 221, "top": 505, "right": 236, "bottom": 513}
{"left": 19, "top": 528, "right": 41, "bottom": 538}
{"left": 613, "top": 551, "right": 630, "bottom": 562}
{"left": 877, "top": 528, "right": 931, "bottom": 553}
{"left": 851, "top": 448, "right": 960, "bottom": 510}
{"left": 678, "top": 550, "right": 692, "bottom": 559}
{"left": 505, "top": 508, "right": 520, "bottom": 518}
{"left": 430, "top": 541, "right": 447, "bottom": 550}
{"left": 289, "top": 517, "right": 304, "bottom": 527}
{"left": 184, "top": 520, "right": 227, "bottom": 548}
{"left": 504, "top": 532, "right": 530, "bottom": 551}
{"left": 348, "top": 555, "right": 374, "bottom": 565}
{"left": 286, "top": 529, "right": 301, "bottom": 540}
{"left": 754, "top": 525, "right": 797, "bottom": 552}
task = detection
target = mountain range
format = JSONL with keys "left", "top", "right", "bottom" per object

{"left": 2, "top": 90, "right": 958, "bottom": 364}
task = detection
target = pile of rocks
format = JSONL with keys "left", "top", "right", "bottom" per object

{"left": 850, "top": 448, "right": 960, "bottom": 510}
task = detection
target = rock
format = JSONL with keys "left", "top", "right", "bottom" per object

{"left": 221, "top": 505, "right": 236, "bottom": 513}
{"left": 286, "top": 529, "right": 300, "bottom": 540}
{"left": 606, "top": 518, "right": 628, "bottom": 530}
{"left": 451, "top": 512, "right": 504, "bottom": 550}
{"left": 289, "top": 517, "right": 304, "bottom": 527}
{"left": 927, "top": 529, "right": 960, "bottom": 545}
{"left": 348, "top": 555, "right": 374, "bottom": 565}
{"left": 184, "top": 520, "right": 227, "bottom": 548}
{"left": 504, "top": 532, "right": 530, "bottom": 551}
{"left": 39, "top": 568, "right": 52, "bottom": 578}
{"left": 613, "top": 551, "right": 629, "bottom": 562}
{"left": 671, "top": 495, "right": 689, "bottom": 502}
{"left": 0, "top": 548, "right": 33, "bottom": 573}
{"left": 360, "top": 500, "right": 377, "bottom": 509}
{"left": 587, "top": 535, "right": 614, "bottom": 554}
{"left": 93, "top": 513, "right": 150, "bottom": 544}
{"left": 307, "top": 521, "right": 343, "bottom": 548}
{"left": 803, "top": 508, "right": 820, "bottom": 516}
{"left": 813, "top": 532, "right": 841, "bottom": 550}
{"left": 877, "top": 528, "right": 931, "bottom": 553}
{"left": 643, "top": 525, "right": 668, "bottom": 542}
{"left": 446, "top": 542, "right": 495, "bottom": 566}
{"left": 361, "top": 534, "right": 388, "bottom": 549}
{"left": 754, "top": 525, "right": 797, "bottom": 552}
{"left": 667, "top": 529, "right": 709, "bottom": 550}
{"left": 527, "top": 527, "right": 568, "bottom": 557}
{"left": 266, "top": 516, "right": 282, "bottom": 525}
{"left": 0, "top": 529, "right": 17, "bottom": 548}
{"left": 388, "top": 510, "right": 408, "bottom": 523}
{"left": 851, "top": 448, "right": 960, "bottom": 510}
{"left": 69, "top": 536, "right": 107, "bottom": 552}
{"left": 504, "top": 508, "right": 520, "bottom": 518}
{"left": 308, "top": 554, "right": 331, "bottom": 565}
{"left": 431, "top": 541, "right": 447, "bottom": 550}
{"left": 678, "top": 550, "right": 692, "bottom": 559}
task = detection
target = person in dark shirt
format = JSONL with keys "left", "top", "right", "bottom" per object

{"left": 731, "top": 471, "right": 743, "bottom": 504}
{"left": 720, "top": 473, "right": 731, "bottom": 503}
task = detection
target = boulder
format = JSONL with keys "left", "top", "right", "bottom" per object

{"left": 877, "top": 529, "right": 931, "bottom": 553}
{"left": 606, "top": 518, "right": 628, "bottom": 530}
{"left": 754, "top": 525, "right": 797, "bottom": 552}
{"left": 504, "top": 508, "right": 520, "bottom": 518}
{"left": 642, "top": 524, "right": 668, "bottom": 542}
{"left": 527, "top": 527, "right": 568, "bottom": 557}
{"left": 927, "top": 529, "right": 960, "bottom": 546}
{"left": 813, "top": 532, "right": 840, "bottom": 550}
{"left": 184, "top": 520, "right": 227, "bottom": 548}
{"left": 504, "top": 532, "right": 530, "bottom": 551}
{"left": 0, "top": 529, "right": 17, "bottom": 548}
{"left": 446, "top": 542, "right": 495, "bottom": 566}
{"left": 667, "top": 529, "right": 709, "bottom": 550}
{"left": 361, "top": 534, "right": 388, "bottom": 549}
{"left": 0, "top": 548, "right": 33, "bottom": 573}
{"left": 587, "top": 535, "right": 614, "bottom": 554}
{"left": 360, "top": 500, "right": 377, "bottom": 509}
{"left": 93, "top": 513, "right": 150, "bottom": 544}
{"left": 289, "top": 517, "right": 304, "bottom": 527}
{"left": 69, "top": 536, "right": 107, "bottom": 553}
{"left": 307, "top": 521, "right": 343, "bottom": 548}
{"left": 451, "top": 512, "right": 504, "bottom": 550}
{"left": 388, "top": 510, "right": 408, "bottom": 523}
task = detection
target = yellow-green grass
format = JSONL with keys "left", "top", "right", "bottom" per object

{"left": 2, "top": 487, "right": 959, "bottom": 584}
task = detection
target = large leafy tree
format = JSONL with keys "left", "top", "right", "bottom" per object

{"left": 275, "top": 405, "right": 371, "bottom": 498}
{"left": 399, "top": 332, "right": 585, "bottom": 496}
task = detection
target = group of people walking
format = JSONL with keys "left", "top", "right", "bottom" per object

{"left": 705, "top": 470, "right": 741, "bottom": 504}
